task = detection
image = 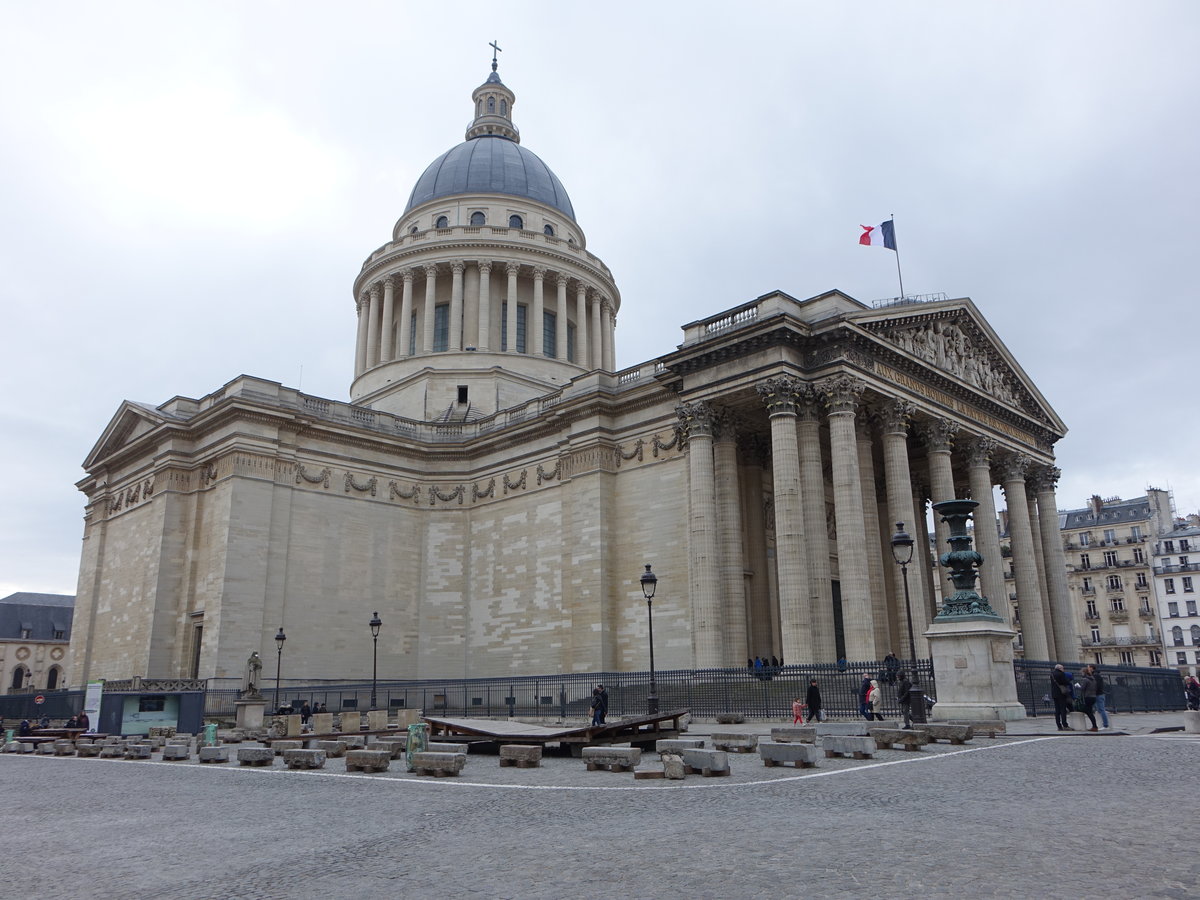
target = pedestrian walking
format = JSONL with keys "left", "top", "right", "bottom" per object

{"left": 859, "top": 674, "right": 873, "bottom": 720}
{"left": 1184, "top": 675, "right": 1200, "bottom": 711}
{"left": 300, "top": 701, "right": 311, "bottom": 725}
{"left": 792, "top": 697, "right": 805, "bottom": 724}
{"left": 896, "top": 670, "right": 914, "bottom": 728}
{"left": 883, "top": 652, "right": 900, "bottom": 684}
{"left": 1091, "top": 665, "right": 1110, "bottom": 729}
{"left": 805, "top": 679, "right": 823, "bottom": 723}
{"left": 866, "top": 679, "right": 883, "bottom": 721}
{"left": 1050, "top": 664, "right": 1074, "bottom": 730}
{"left": 596, "top": 684, "right": 609, "bottom": 723}
{"left": 589, "top": 687, "right": 604, "bottom": 726}
{"left": 1074, "top": 668, "right": 1099, "bottom": 731}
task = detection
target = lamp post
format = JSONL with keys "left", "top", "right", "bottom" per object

{"left": 273, "top": 626, "right": 287, "bottom": 713}
{"left": 890, "top": 523, "right": 926, "bottom": 725}
{"left": 640, "top": 564, "right": 659, "bottom": 715}
{"left": 369, "top": 611, "right": 382, "bottom": 710}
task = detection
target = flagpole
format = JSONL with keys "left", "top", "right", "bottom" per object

{"left": 890, "top": 214, "right": 905, "bottom": 300}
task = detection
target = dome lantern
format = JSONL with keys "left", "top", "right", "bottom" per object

{"left": 466, "top": 55, "right": 519, "bottom": 143}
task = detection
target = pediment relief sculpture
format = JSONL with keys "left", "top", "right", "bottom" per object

{"left": 879, "top": 320, "right": 1025, "bottom": 410}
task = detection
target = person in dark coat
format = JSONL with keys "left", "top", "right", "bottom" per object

{"left": 896, "top": 670, "right": 914, "bottom": 728}
{"left": 596, "top": 684, "right": 609, "bottom": 723}
{"left": 859, "top": 674, "right": 873, "bottom": 720}
{"left": 1050, "top": 664, "right": 1074, "bottom": 730}
{"left": 300, "top": 701, "right": 311, "bottom": 725}
{"left": 589, "top": 688, "right": 604, "bottom": 726}
{"left": 77, "top": 711, "right": 90, "bottom": 731}
{"left": 804, "top": 679, "right": 822, "bottom": 723}
{"left": 1073, "top": 668, "right": 1099, "bottom": 731}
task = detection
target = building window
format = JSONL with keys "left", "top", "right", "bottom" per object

{"left": 508, "top": 214, "right": 524, "bottom": 229}
{"left": 1166, "top": 578, "right": 1176, "bottom": 594}
{"left": 1093, "top": 653, "right": 1104, "bottom": 665}
{"left": 10, "top": 667, "right": 27, "bottom": 690}
{"left": 1107, "top": 575, "right": 1122, "bottom": 591}
{"left": 1090, "top": 627, "right": 1101, "bottom": 642}
{"left": 543, "top": 310, "right": 556, "bottom": 357}
{"left": 435, "top": 215, "right": 449, "bottom": 228}
{"left": 1080, "top": 553, "right": 1091, "bottom": 570}
{"left": 1104, "top": 529, "right": 1117, "bottom": 544}
{"left": 1135, "top": 574, "right": 1148, "bottom": 588}
{"left": 1192, "top": 625, "right": 1200, "bottom": 646}
{"left": 1149, "top": 650, "right": 1162, "bottom": 666}
{"left": 500, "top": 301, "right": 527, "bottom": 353}
{"left": 457, "top": 385, "right": 469, "bottom": 405}
{"left": 567, "top": 322, "right": 576, "bottom": 363}
{"left": 1110, "top": 596, "right": 1125, "bottom": 611}
{"left": 1119, "top": 651, "right": 1134, "bottom": 666}
{"left": 1080, "top": 533, "right": 1092, "bottom": 547}
{"left": 1131, "top": 525, "right": 1143, "bottom": 540}
{"left": 1188, "top": 600, "right": 1198, "bottom": 616}
{"left": 19, "top": 628, "right": 31, "bottom": 639}
{"left": 470, "top": 211, "right": 486, "bottom": 226}
{"left": 1082, "top": 577, "right": 1093, "bottom": 593}
{"left": 1173, "top": 626, "right": 1185, "bottom": 646}
{"left": 487, "top": 97, "right": 495, "bottom": 113}
{"left": 1182, "top": 556, "right": 1191, "bottom": 568}
{"left": 1168, "top": 601, "right": 1180, "bottom": 617}
{"left": 1178, "top": 652, "right": 1188, "bottom": 665}
{"left": 1103, "top": 551, "right": 1118, "bottom": 567}
{"left": 53, "top": 629, "right": 64, "bottom": 640}
{"left": 544, "top": 224, "right": 555, "bottom": 236}
{"left": 1165, "top": 540, "right": 1175, "bottom": 553}
{"left": 1182, "top": 539, "right": 1192, "bottom": 552}
{"left": 1086, "top": 599, "right": 1098, "bottom": 617}
{"left": 433, "top": 304, "right": 449, "bottom": 352}
{"left": 46, "top": 667, "right": 60, "bottom": 690}
{"left": 1133, "top": 547, "right": 1144, "bottom": 564}
{"left": 1184, "top": 577, "right": 1195, "bottom": 593}
{"left": 409, "top": 225, "right": 418, "bottom": 235}
{"left": 500, "top": 99, "right": 507, "bottom": 116}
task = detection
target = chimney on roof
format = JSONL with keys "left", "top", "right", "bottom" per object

{"left": 1088, "top": 495, "right": 1103, "bottom": 518}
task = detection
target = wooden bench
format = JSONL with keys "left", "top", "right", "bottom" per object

{"left": 410, "top": 751, "right": 466, "bottom": 777}
{"left": 681, "top": 748, "right": 730, "bottom": 777}
{"left": 915, "top": 724, "right": 974, "bottom": 745}
{"left": 582, "top": 746, "right": 641, "bottom": 772}
{"left": 345, "top": 749, "right": 391, "bottom": 773}
{"left": 237, "top": 747, "right": 275, "bottom": 766}
{"left": 711, "top": 732, "right": 758, "bottom": 753}
{"left": 283, "top": 749, "right": 327, "bottom": 770}
{"left": 821, "top": 736, "right": 877, "bottom": 760}
{"left": 770, "top": 727, "right": 817, "bottom": 744}
{"left": 499, "top": 745, "right": 542, "bottom": 768}
{"left": 759, "top": 741, "right": 821, "bottom": 768}
{"left": 868, "top": 728, "right": 930, "bottom": 752}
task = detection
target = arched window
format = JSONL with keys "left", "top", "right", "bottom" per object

{"left": 500, "top": 99, "right": 507, "bottom": 116}
{"left": 476, "top": 99, "right": 482, "bottom": 116}
{"left": 470, "top": 211, "right": 486, "bottom": 226}
{"left": 1192, "top": 624, "right": 1200, "bottom": 646}
{"left": 487, "top": 96, "right": 495, "bottom": 113}
{"left": 435, "top": 215, "right": 449, "bottom": 229}
{"left": 543, "top": 224, "right": 555, "bottom": 236}
{"left": 46, "top": 666, "right": 60, "bottom": 690}
{"left": 409, "top": 225, "right": 419, "bottom": 235}
{"left": 1172, "top": 625, "right": 1184, "bottom": 646}
{"left": 508, "top": 214, "right": 523, "bottom": 229}
{"left": 10, "top": 666, "right": 26, "bottom": 690}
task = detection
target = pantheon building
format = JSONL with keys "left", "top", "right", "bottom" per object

{"left": 69, "top": 63, "right": 1075, "bottom": 686}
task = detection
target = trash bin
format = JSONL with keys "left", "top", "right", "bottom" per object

{"left": 203, "top": 722, "right": 218, "bottom": 747}
{"left": 405, "top": 722, "right": 428, "bottom": 772}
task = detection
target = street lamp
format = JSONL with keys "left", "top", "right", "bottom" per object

{"left": 273, "top": 626, "right": 287, "bottom": 712}
{"left": 890, "top": 523, "right": 927, "bottom": 724}
{"left": 369, "top": 611, "right": 382, "bottom": 710}
{"left": 640, "top": 564, "right": 659, "bottom": 715}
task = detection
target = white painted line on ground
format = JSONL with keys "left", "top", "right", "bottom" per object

{"left": 7, "top": 736, "right": 1065, "bottom": 792}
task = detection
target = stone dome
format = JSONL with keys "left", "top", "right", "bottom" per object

{"left": 403, "top": 135, "right": 576, "bottom": 221}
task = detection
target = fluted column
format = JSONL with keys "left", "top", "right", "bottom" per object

{"left": 476, "top": 262, "right": 491, "bottom": 351}
{"left": 602, "top": 299, "right": 615, "bottom": 371}
{"left": 531, "top": 266, "right": 545, "bottom": 357}
{"left": 756, "top": 376, "right": 813, "bottom": 663}
{"left": 504, "top": 262, "right": 520, "bottom": 352}
{"left": 796, "top": 387, "right": 835, "bottom": 660}
{"left": 397, "top": 269, "right": 414, "bottom": 358}
{"left": 880, "top": 400, "right": 930, "bottom": 657}
{"left": 380, "top": 276, "right": 396, "bottom": 362}
{"left": 555, "top": 274, "right": 569, "bottom": 361}
{"left": 365, "top": 282, "right": 382, "bottom": 368}
{"left": 965, "top": 437, "right": 1009, "bottom": 622}
{"left": 1031, "top": 465, "right": 1079, "bottom": 662}
{"left": 354, "top": 293, "right": 369, "bottom": 376}
{"left": 920, "top": 418, "right": 960, "bottom": 601}
{"left": 823, "top": 375, "right": 874, "bottom": 661}
{"left": 1000, "top": 453, "right": 1050, "bottom": 660}
{"left": 421, "top": 264, "right": 438, "bottom": 354}
{"left": 575, "top": 283, "right": 589, "bottom": 367}
{"left": 913, "top": 480, "right": 938, "bottom": 625}
{"left": 857, "top": 417, "right": 893, "bottom": 654}
{"left": 589, "top": 292, "right": 603, "bottom": 369}
{"left": 449, "top": 262, "right": 464, "bottom": 352}
{"left": 678, "top": 400, "right": 722, "bottom": 667}
{"left": 714, "top": 411, "right": 748, "bottom": 665}
{"left": 1025, "top": 488, "right": 1056, "bottom": 654}
{"left": 739, "top": 435, "right": 773, "bottom": 656}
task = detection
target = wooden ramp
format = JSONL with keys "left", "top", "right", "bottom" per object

{"left": 422, "top": 709, "right": 689, "bottom": 754}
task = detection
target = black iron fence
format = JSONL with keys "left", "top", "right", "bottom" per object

{"left": 203, "top": 659, "right": 935, "bottom": 721}
{"left": 0, "top": 689, "right": 85, "bottom": 723}
{"left": 1013, "top": 659, "right": 1186, "bottom": 716}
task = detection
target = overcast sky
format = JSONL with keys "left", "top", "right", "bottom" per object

{"left": 2, "top": 2, "right": 1198, "bottom": 597}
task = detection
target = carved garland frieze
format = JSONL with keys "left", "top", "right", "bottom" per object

{"left": 652, "top": 428, "right": 683, "bottom": 457}
{"left": 344, "top": 473, "right": 377, "bottom": 496}
{"left": 429, "top": 485, "right": 465, "bottom": 505}
{"left": 503, "top": 470, "right": 527, "bottom": 494}
{"left": 537, "top": 460, "right": 562, "bottom": 485}
{"left": 473, "top": 478, "right": 496, "bottom": 500}
{"left": 296, "top": 465, "right": 332, "bottom": 488}
{"left": 615, "top": 439, "right": 644, "bottom": 467}
{"left": 389, "top": 481, "right": 421, "bottom": 503}
{"left": 106, "top": 477, "right": 156, "bottom": 514}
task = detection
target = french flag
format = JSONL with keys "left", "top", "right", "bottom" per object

{"left": 859, "top": 220, "right": 896, "bottom": 250}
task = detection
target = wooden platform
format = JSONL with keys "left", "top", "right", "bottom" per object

{"left": 422, "top": 709, "right": 689, "bottom": 754}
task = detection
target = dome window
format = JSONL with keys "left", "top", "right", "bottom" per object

{"left": 500, "top": 99, "right": 507, "bottom": 116}
{"left": 476, "top": 99, "right": 482, "bottom": 116}
{"left": 470, "top": 211, "right": 486, "bottom": 226}
{"left": 487, "top": 96, "right": 495, "bottom": 113}
{"left": 435, "top": 215, "right": 449, "bottom": 229}
{"left": 409, "top": 226, "right": 418, "bottom": 235}
{"left": 509, "top": 214, "right": 524, "bottom": 229}
{"left": 543, "top": 224, "right": 555, "bottom": 236}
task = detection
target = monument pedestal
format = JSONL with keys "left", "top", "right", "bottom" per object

{"left": 235, "top": 698, "right": 266, "bottom": 731}
{"left": 925, "top": 617, "right": 1027, "bottom": 722}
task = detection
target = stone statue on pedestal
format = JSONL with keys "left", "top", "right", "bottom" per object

{"left": 242, "top": 651, "right": 263, "bottom": 699}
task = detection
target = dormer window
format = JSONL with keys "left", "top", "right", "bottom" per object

{"left": 470, "top": 211, "right": 486, "bottom": 226}
{"left": 543, "top": 224, "right": 555, "bottom": 236}
{"left": 435, "top": 215, "right": 449, "bottom": 229}
{"left": 500, "top": 99, "right": 507, "bottom": 115}
{"left": 487, "top": 97, "right": 495, "bottom": 113}
{"left": 509, "top": 214, "right": 523, "bottom": 229}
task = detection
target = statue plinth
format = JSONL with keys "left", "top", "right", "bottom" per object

{"left": 235, "top": 698, "right": 266, "bottom": 731}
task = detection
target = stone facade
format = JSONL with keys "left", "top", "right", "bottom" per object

{"left": 0, "top": 592, "right": 73, "bottom": 693}
{"left": 68, "top": 64, "right": 1070, "bottom": 686}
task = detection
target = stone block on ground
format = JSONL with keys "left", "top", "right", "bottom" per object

{"left": 427, "top": 741, "right": 468, "bottom": 755}
{"left": 681, "top": 748, "right": 730, "bottom": 777}
{"left": 498, "top": 744, "right": 542, "bottom": 768}
{"left": 340, "top": 712, "right": 361, "bottom": 733}
{"left": 123, "top": 743, "right": 153, "bottom": 760}
{"left": 198, "top": 746, "right": 230, "bottom": 764}
{"left": 76, "top": 743, "right": 102, "bottom": 757}
{"left": 1185, "top": 710, "right": 1200, "bottom": 734}
{"left": 868, "top": 728, "right": 930, "bottom": 751}
{"left": 770, "top": 727, "right": 817, "bottom": 744}
{"left": 99, "top": 744, "right": 125, "bottom": 758}
{"left": 283, "top": 749, "right": 327, "bottom": 769}
{"left": 581, "top": 746, "right": 641, "bottom": 772}
{"left": 655, "top": 738, "right": 704, "bottom": 753}
{"left": 238, "top": 747, "right": 275, "bottom": 766}
{"left": 54, "top": 740, "right": 77, "bottom": 756}
{"left": 369, "top": 738, "right": 408, "bottom": 759}
{"left": 410, "top": 751, "right": 467, "bottom": 777}
{"left": 915, "top": 724, "right": 974, "bottom": 745}
{"left": 821, "top": 736, "right": 877, "bottom": 760}
{"left": 271, "top": 740, "right": 303, "bottom": 755}
{"left": 35, "top": 741, "right": 57, "bottom": 754}
{"left": 946, "top": 719, "right": 1005, "bottom": 738}
{"left": 662, "top": 752, "right": 686, "bottom": 780}
{"left": 345, "top": 749, "right": 390, "bottom": 773}
{"left": 161, "top": 744, "right": 191, "bottom": 761}
{"left": 343, "top": 735, "right": 366, "bottom": 750}
{"left": 217, "top": 730, "right": 244, "bottom": 744}
{"left": 314, "top": 740, "right": 348, "bottom": 758}
{"left": 759, "top": 741, "right": 822, "bottom": 768}
{"left": 366, "top": 710, "right": 389, "bottom": 732}
{"left": 711, "top": 732, "right": 758, "bottom": 753}
{"left": 715, "top": 713, "right": 745, "bottom": 724}
{"left": 310, "top": 712, "right": 334, "bottom": 734}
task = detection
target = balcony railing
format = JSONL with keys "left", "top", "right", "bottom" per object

{"left": 1109, "top": 609, "right": 1130, "bottom": 622}
{"left": 1079, "top": 633, "right": 1160, "bottom": 647}
{"left": 1081, "top": 587, "right": 1096, "bottom": 595}
{"left": 1154, "top": 563, "right": 1200, "bottom": 574}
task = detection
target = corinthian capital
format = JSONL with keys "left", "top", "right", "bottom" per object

{"left": 965, "top": 436, "right": 998, "bottom": 468}
{"left": 676, "top": 400, "right": 716, "bottom": 438}
{"left": 1027, "top": 464, "right": 1061, "bottom": 494}
{"left": 369, "top": 282, "right": 381, "bottom": 301}
{"left": 423, "top": 263, "right": 439, "bottom": 279}
{"left": 505, "top": 261, "right": 521, "bottom": 277}
{"left": 383, "top": 274, "right": 395, "bottom": 289}
{"left": 820, "top": 374, "right": 866, "bottom": 415}
{"left": 997, "top": 452, "right": 1032, "bottom": 484}
{"left": 917, "top": 417, "right": 960, "bottom": 452}
{"left": 713, "top": 407, "right": 741, "bottom": 441}
{"left": 756, "top": 375, "right": 804, "bottom": 417}
{"left": 532, "top": 266, "right": 546, "bottom": 281}
{"left": 450, "top": 261, "right": 465, "bottom": 276}
{"left": 877, "top": 399, "right": 917, "bottom": 434}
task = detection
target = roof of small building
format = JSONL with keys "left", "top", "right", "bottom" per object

{"left": 1060, "top": 496, "right": 1153, "bottom": 531}
{"left": 0, "top": 592, "right": 75, "bottom": 641}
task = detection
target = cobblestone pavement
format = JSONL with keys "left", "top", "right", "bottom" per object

{"left": 1, "top": 730, "right": 1196, "bottom": 899}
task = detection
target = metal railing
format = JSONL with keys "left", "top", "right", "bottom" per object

{"left": 1013, "top": 659, "right": 1186, "bottom": 716}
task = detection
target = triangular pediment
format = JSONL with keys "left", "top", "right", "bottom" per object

{"left": 849, "top": 298, "right": 1066, "bottom": 435}
{"left": 83, "top": 401, "right": 176, "bottom": 470}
